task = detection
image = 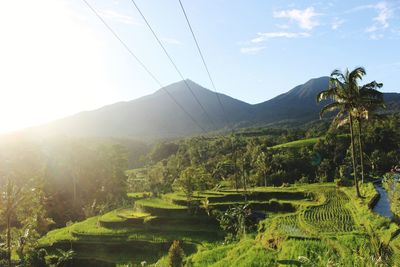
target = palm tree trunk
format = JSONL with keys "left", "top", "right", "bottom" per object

{"left": 7, "top": 212, "right": 11, "bottom": 267}
{"left": 357, "top": 118, "right": 365, "bottom": 184}
{"left": 233, "top": 153, "right": 239, "bottom": 191}
{"left": 349, "top": 114, "right": 361, "bottom": 197}
{"left": 264, "top": 173, "right": 267, "bottom": 187}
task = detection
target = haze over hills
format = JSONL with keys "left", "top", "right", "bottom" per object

{"left": 26, "top": 77, "right": 399, "bottom": 139}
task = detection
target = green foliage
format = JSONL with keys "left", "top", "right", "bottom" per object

{"left": 135, "top": 198, "right": 186, "bottom": 210}
{"left": 185, "top": 238, "right": 277, "bottom": 267}
{"left": 0, "top": 177, "right": 52, "bottom": 265}
{"left": 168, "top": 240, "right": 185, "bottom": 267}
{"left": 0, "top": 247, "right": 9, "bottom": 266}
{"left": 272, "top": 137, "right": 321, "bottom": 149}
{"left": 215, "top": 204, "right": 257, "bottom": 241}
{"left": 54, "top": 249, "right": 75, "bottom": 267}
{"left": 384, "top": 173, "right": 400, "bottom": 217}
{"left": 24, "top": 248, "right": 47, "bottom": 267}
{"left": 149, "top": 142, "right": 179, "bottom": 164}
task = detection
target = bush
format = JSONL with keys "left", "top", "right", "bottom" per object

{"left": 0, "top": 248, "right": 9, "bottom": 266}
{"left": 25, "top": 248, "right": 47, "bottom": 267}
{"left": 336, "top": 178, "right": 353, "bottom": 187}
{"left": 168, "top": 240, "right": 185, "bottom": 267}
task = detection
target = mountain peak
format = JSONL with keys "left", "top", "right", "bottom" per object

{"left": 27, "top": 76, "right": 399, "bottom": 139}
{"left": 287, "top": 76, "right": 329, "bottom": 99}
{"left": 152, "top": 79, "right": 209, "bottom": 96}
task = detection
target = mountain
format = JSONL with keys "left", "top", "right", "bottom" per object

{"left": 253, "top": 76, "right": 330, "bottom": 123}
{"left": 26, "top": 77, "right": 400, "bottom": 139}
{"left": 30, "top": 80, "right": 253, "bottom": 139}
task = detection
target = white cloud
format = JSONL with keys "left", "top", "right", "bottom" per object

{"left": 373, "top": 2, "right": 391, "bottom": 28}
{"left": 360, "top": 2, "right": 394, "bottom": 39}
{"left": 273, "top": 7, "right": 320, "bottom": 30}
{"left": 251, "top": 32, "right": 310, "bottom": 43}
{"left": 99, "top": 9, "right": 140, "bottom": 25}
{"left": 350, "top": 1, "right": 395, "bottom": 39}
{"left": 240, "top": 46, "right": 266, "bottom": 54}
{"left": 161, "top": 37, "right": 182, "bottom": 45}
{"left": 331, "top": 18, "right": 345, "bottom": 30}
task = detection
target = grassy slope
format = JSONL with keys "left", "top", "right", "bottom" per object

{"left": 39, "top": 188, "right": 311, "bottom": 265}
{"left": 39, "top": 183, "right": 400, "bottom": 265}
{"left": 272, "top": 137, "right": 321, "bottom": 149}
{"left": 271, "top": 134, "right": 348, "bottom": 149}
{"left": 187, "top": 183, "right": 400, "bottom": 266}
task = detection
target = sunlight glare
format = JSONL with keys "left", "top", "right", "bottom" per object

{"left": 0, "top": 0, "right": 107, "bottom": 133}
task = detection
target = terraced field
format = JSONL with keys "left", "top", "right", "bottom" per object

{"left": 302, "top": 189, "right": 356, "bottom": 233}
{"left": 273, "top": 214, "right": 306, "bottom": 236}
{"left": 174, "top": 184, "right": 400, "bottom": 267}
{"left": 267, "top": 187, "right": 357, "bottom": 238}
{"left": 39, "top": 188, "right": 309, "bottom": 265}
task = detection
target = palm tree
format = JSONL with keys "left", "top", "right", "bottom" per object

{"left": 354, "top": 81, "right": 385, "bottom": 183}
{"left": 1, "top": 179, "right": 25, "bottom": 267}
{"left": 317, "top": 67, "right": 367, "bottom": 197}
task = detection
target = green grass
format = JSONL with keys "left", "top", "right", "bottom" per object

{"left": 189, "top": 183, "right": 400, "bottom": 266}
{"left": 186, "top": 238, "right": 277, "bottom": 267}
{"left": 302, "top": 188, "right": 356, "bottom": 233}
{"left": 40, "top": 183, "right": 400, "bottom": 266}
{"left": 271, "top": 134, "right": 348, "bottom": 149}
{"left": 39, "top": 187, "right": 317, "bottom": 264}
{"left": 126, "top": 192, "right": 152, "bottom": 198}
{"left": 272, "top": 137, "right": 321, "bottom": 148}
{"left": 100, "top": 209, "right": 149, "bottom": 223}
{"left": 135, "top": 198, "right": 187, "bottom": 209}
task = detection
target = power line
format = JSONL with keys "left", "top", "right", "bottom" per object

{"left": 81, "top": 0, "right": 206, "bottom": 133}
{"left": 129, "top": 0, "right": 217, "bottom": 131}
{"left": 177, "top": 0, "right": 230, "bottom": 126}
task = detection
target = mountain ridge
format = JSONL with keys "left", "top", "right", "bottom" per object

{"left": 23, "top": 77, "right": 400, "bottom": 139}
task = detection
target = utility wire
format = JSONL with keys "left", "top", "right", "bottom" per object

{"left": 129, "top": 0, "right": 217, "bottom": 130}
{"left": 177, "top": 0, "right": 230, "bottom": 126}
{"left": 81, "top": 0, "right": 206, "bottom": 133}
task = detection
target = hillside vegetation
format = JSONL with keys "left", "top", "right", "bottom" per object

{"left": 2, "top": 68, "right": 400, "bottom": 266}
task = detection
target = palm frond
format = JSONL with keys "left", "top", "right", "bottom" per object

{"left": 331, "top": 110, "right": 347, "bottom": 128}
{"left": 349, "top": 67, "right": 366, "bottom": 83}
{"left": 319, "top": 102, "right": 342, "bottom": 118}
{"left": 317, "top": 89, "right": 335, "bottom": 102}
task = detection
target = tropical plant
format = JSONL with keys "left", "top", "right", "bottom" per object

{"left": 354, "top": 81, "right": 385, "bottom": 183}
{"left": 55, "top": 249, "right": 75, "bottom": 267}
{"left": 168, "top": 240, "right": 184, "bottom": 267}
{"left": 216, "top": 204, "right": 256, "bottom": 241}
{"left": 317, "top": 67, "right": 368, "bottom": 197}
{"left": 178, "top": 167, "right": 196, "bottom": 207}
{"left": 0, "top": 179, "right": 25, "bottom": 267}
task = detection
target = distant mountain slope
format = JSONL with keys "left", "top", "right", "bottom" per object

{"left": 27, "top": 77, "right": 400, "bottom": 139}
{"left": 31, "top": 80, "right": 253, "bottom": 139}
{"left": 253, "top": 76, "right": 330, "bottom": 123}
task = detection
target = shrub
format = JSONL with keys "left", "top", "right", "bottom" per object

{"left": 0, "top": 248, "right": 9, "bottom": 267}
{"left": 336, "top": 178, "right": 353, "bottom": 187}
{"left": 168, "top": 240, "right": 185, "bottom": 267}
{"left": 25, "top": 248, "right": 47, "bottom": 267}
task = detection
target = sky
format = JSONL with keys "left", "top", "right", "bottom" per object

{"left": 0, "top": 0, "right": 399, "bottom": 134}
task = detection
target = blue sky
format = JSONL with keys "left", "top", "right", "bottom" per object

{"left": 0, "top": 0, "right": 399, "bottom": 133}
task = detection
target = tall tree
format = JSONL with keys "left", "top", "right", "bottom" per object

{"left": 317, "top": 67, "right": 367, "bottom": 197}
{"left": 354, "top": 81, "right": 385, "bottom": 183}
{"left": 255, "top": 151, "right": 269, "bottom": 187}
{"left": 1, "top": 179, "right": 24, "bottom": 267}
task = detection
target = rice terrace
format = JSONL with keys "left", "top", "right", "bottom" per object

{"left": 1, "top": 0, "right": 400, "bottom": 266}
